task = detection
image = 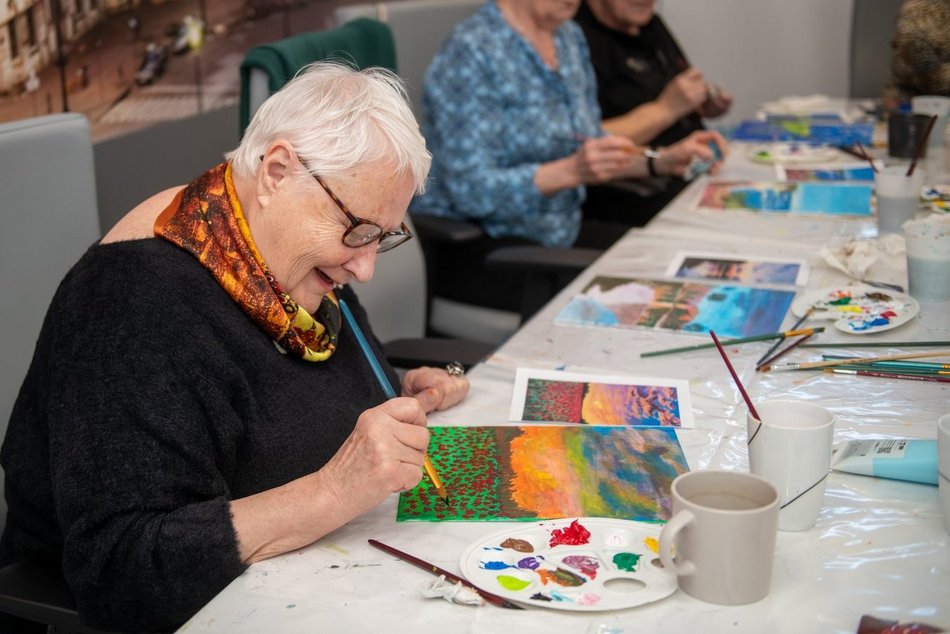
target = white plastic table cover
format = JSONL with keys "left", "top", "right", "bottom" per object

{"left": 179, "top": 145, "right": 950, "bottom": 634}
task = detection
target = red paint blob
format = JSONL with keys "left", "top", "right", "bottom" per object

{"left": 548, "top": 519, "right": 591, "bottom": 547}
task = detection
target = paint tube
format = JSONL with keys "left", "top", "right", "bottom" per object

{"left": 830, "top": 439, "right": 937, "bottom": 485}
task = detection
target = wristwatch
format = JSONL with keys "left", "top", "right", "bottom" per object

{"left": 644, "top": 148, "right": 662, "bottom": 178}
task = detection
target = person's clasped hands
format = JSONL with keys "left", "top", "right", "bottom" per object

{"left": 573, "top": 135, "right": 641, "bottom": 184}
{"left": 573, "top": 129, "right": 727, "bottom": 185}
{"left": 655, "top": 129, "right": 729, "bottom": 178}
{"left": 660, "top": 67, "right": 733, "bottom": 120}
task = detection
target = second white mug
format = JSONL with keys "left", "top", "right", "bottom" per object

{"left": 747, "top": 399, "right": 835, "bottom": 531}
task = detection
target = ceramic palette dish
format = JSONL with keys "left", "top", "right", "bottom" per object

{"left": 747, "top": 142, "right": 841, "bottom": 165}
{"left": 459, "top": 518, "right": 675, "bottom": 611}
{"left": 921, "top": 185, "right": 950, "bottom": 213}
{"left": 791, "top": 284, "right": 920, "bottom": 334}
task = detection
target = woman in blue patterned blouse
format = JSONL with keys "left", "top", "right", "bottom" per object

{"left": 411, "top": 0, "right": 724, "bottom": 312}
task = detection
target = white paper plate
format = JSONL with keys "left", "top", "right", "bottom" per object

{"left": 459, "top": 517, "right": 676, "bottom": 611}
{"left": 748, "top": 143, "right": 841, "bottom": 165}
{"left": 792, "top": 284, "right": 919, "bottom": 334}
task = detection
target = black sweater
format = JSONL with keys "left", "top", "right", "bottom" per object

{"left": 0, "top": 238, "right": 397, "bottom": 632}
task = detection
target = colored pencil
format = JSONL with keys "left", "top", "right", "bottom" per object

{"left": 822, "top": 356, "right": 950, "bottom": 371}
{"left": 755, "top": 307, "right": 815, "bottom": 366}
{"left": 766, "top": 350, "right": 950, "bottom": 372}
{"left": 641, "top": 327, "right": 824, "bottom": 358}
{"left": 818, "top": 364, "right": 950, "bottom": 377}
{"left": 824, "top": 368, "right": 950, "bottom": 384}
{"left": 906, "top": 115, "right": 938, "bottom": 176}
{"left": 368, "top": 540, "right": 525, "bottom": 609}
{"left": 830, "top": 365, "right": 950, "bottom": 377}
{"left": 755, "top": 333, "right": 815, "bottom": 371}
{"left": 710, "top": 331, "right": 762, "bottom": 424}
{"left": 801, "top": 340, "right": 950, "bottom": 349}
{"left": 339, "top": 299, "right": 450, "bottom": 506}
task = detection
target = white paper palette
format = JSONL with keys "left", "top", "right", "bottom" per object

{"left": 459, "top": 518, "right": 676, "bottom": 611}
{"left": 792, "top": 284, "right": 919, "bottom": 334}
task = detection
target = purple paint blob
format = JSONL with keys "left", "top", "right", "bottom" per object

{"left": 561, "top": 555, "right": 600, "bottom": 579}
{"left": 517, "top": 556, "right": 542, "bottom": 570}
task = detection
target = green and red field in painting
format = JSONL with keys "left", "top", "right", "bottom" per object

{"left": 397, "top": 426, "right": 689, "bottom": 523}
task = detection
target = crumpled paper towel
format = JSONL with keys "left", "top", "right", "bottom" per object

{"left": 419, "top": 575, "right": 484, "bottom": 606}
{"left": 818, "top": 235, "right": 905, "bottom": 280}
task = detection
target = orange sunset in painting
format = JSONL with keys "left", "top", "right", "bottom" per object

{"left": 522, "top": 379, "right": 683, "bottom": 427}
{"left": 396, "top": 426, "right": 689, "bottom": 523}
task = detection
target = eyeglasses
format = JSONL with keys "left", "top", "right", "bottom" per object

{"left": 310, "top": 173, "right": 413, "bottom": 254}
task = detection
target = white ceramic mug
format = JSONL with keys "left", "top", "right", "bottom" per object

{"left": 938, "top": 413, "right": 950, "bottom": 533}
{"left": 747, "top": 400, "right": 835, "bottom": 531}
{"left": 658, "top": 470, "right": 779, "bottom": 605}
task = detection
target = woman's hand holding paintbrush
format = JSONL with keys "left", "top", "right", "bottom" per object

{"left": 319, "top": 397, "right": 433, "bottom": 516}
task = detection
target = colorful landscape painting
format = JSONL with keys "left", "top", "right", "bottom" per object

{"left": 555, "top": 276, "right": 795, "bottom": 339}
{"left": 396, "top": 426, "right": 689, "bottom": 523}
{"left": 698, "top": 181, "right": 873, "bottom": 215}
{"left": 779, "top": 165, "right": 876, "bottom": 182}
{"left": 666, "top": 251, "right": 807, "bottom": 286}
{"left": 508, "top": 369, "right": 693, "bottom": 428}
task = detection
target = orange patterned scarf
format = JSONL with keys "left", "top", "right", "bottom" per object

{"left": 155, "top": 162, "right": 340, "bottom": 361}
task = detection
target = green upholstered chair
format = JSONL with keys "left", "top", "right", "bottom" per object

{"left": 240, "top": 18, "right": 397, "bottom": 132}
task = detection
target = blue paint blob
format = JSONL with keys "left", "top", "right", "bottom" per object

{"left": 480, "top": 560, "right": 511, "bottom": 570}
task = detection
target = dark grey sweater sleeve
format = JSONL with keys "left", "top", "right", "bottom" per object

{"left": 40, "top": 258, "right": 249, "bottom": 631}
{"left": 1, "top": 241, "right": 397, "bottom": 632}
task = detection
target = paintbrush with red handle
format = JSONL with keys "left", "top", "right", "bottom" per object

{"left": 369, "top": 539, "right": 525, "bottom": 609}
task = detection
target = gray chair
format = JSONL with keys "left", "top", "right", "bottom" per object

{"left": 350, "top": 214, "right": 493, "bottom": 369}
{"left": 0, "top": 113, "right": 104, "bottom": 632}
{"left": 333, "top": 0, "right": 482, "bottom": 121}
{"left": 849, "top": 0, "right": 904, "bottom": 99}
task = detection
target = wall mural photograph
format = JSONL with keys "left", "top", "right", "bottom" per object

{"left": 0, "top": 0, "right": 350, "bottom": 141}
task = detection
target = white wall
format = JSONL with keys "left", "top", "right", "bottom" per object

{"left": 658, "top": 0, "right": 853, "bottom": 126}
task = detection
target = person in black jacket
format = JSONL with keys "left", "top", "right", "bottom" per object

{"left": 0, "top": 61, "right": 468, "bottom": 633}
{"left": 575, "top": 0, "right": 733, "bottom": 229}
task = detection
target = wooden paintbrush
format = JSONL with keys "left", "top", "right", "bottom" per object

{"left": 339, "top": 299, "right": 450, "bottom": 506}
{"left": 764, "top": 350, "right": 950, "bottom": 372}
{"left": 369, "top": 540, "right": 524, "bottom": 609}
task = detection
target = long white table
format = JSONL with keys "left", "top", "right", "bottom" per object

{"left": 180, "top": 145, "right": 950, "bottom": 633}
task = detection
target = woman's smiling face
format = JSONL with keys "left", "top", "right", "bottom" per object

{"left": 248, "top": 145, "right": 416, "bottom": 314}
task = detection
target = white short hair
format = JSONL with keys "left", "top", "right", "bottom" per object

{"left": 227, "top": 61, "right": 430, "bottom": 193}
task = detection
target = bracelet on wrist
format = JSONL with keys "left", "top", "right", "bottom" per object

{"left": 644, "top": 148, "right": 662, "bottom": 177}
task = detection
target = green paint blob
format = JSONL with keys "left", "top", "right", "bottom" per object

{"left": 497, "top": 575, "right": 532, "bottom": 591}
{"left": 612, "top": 552, "right": 641, "bottom": 572}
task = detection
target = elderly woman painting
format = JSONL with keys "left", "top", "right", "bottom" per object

{"left": 411, "top": 0, "right": 726, "bottom": 312}
{"left": 0, "top": 62, "right": 468, "bottom": 632}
